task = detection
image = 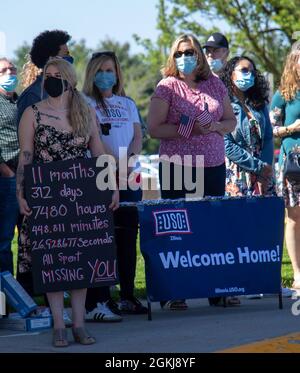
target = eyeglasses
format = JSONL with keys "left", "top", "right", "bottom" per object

{"left": 235, "top": 67, "right": 253, "bottom": 74}
{"left": 0, "top": 66, "right": 17, "bottom": 74}
{"left": 174, "top": 49, "right": 195, "bottom": 58}
{"left": 91, "top": 51, "right": 116, "bottom": 61}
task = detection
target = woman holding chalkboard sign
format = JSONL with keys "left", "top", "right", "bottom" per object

{"left": 82, "top": 51, "right": 148, "bottom": 320}
{"left": 16, "top": 58, "right": 119, "bottom": 347}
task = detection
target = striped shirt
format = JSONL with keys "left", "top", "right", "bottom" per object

{"left": 0, "top": 92, "right": 19, "bottom": 171}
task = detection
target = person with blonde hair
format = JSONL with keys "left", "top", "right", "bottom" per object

{"left": 17, "top": 58, "right": 119, "bottom": 347}
{"left": 148, "top": 34, "right": 236, "bottom": 310}
{"left": 82, "top": 51, "right": 147, "bottom": 320}
{"left": 270, "top": 41, "right": 300, "bottom": 290}
{"left": 20, "top": 55, "right": 42, "bottom": 90}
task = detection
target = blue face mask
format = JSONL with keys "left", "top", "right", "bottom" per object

{"left": 94, "top": 71, "right": 117, "bottom": 91}
{"left": 208, "top": 59, "right": 223, "bottom": 73}
{"left": 0, "top": 75, "right": 18, "bottom": 92}
{"left": 233, "top": 72, "right": 255, "bottom": 91}
{"left": 63, "top": 55, "right": 74, "bottom": 64}
{"left": 175, "top": 55, "right": 197, "bottom": 75}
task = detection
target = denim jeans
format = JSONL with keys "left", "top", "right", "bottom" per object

{"left": 0, "top": 176, "right": 19, "bottom": 274}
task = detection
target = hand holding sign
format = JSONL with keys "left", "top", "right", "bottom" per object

{"left": 24, "top": 157, "right": 118, "bottom": 294}
{"left": 109, "top": 190, "right": 120, "bottom": 211}
{"left": 18, "top": 196, "right": 32, "bottom": 216}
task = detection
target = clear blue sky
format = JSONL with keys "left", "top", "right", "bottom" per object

{"left": 0, "top": 0, "right": 160, "bottom": 58}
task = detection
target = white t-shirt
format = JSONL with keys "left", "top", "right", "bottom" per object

{"left": 85, "top": 94, "right": 140, "bottom": 159}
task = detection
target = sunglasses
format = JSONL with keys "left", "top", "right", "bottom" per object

{"left": 174, "top": 49, "right": 195, "bottom": 58}
{"left": 235, "top": 67, "right": 253, "bottom": 74}
{"left": 0, "top": 66, "right": 17, "bottom": 74}
{"left": 91, "top": 51, "right": 116, "bottom": 61}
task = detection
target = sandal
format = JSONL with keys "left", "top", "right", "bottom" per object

{"left": 52, "top": 328, "right": 69, "bottom": 348}
{"left": 164, "top": 300, "right": 188, "bottom": 310}
{"left": 72, "top": 327, "right": 96, "bottom": 345}
{"left": 209, "top": 296, "right": 241, "bottom": 307}
{"left": 226, "top": 296, "right": 241, "bottom": 306}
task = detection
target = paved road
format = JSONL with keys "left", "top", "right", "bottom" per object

{"left": 0, "top": 296, "right": 299, "bottom": 353}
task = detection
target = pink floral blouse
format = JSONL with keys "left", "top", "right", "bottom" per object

{"left": 152, "top": 75, "right": 228, "bottom": 167}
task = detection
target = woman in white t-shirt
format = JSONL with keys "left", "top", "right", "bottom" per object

{"left": 82, "top": 51, "right": 147, "bottom": 320}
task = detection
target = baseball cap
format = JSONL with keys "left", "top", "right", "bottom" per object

{"left": 203, "top": 33, "right": 229, "bottom": 49}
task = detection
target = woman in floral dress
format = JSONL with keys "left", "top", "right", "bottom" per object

{"left": 270, "top": 42, "right": 300, "bottom": 291}
{"left": 16, "top": 58, "right": 118, "bottom": 347}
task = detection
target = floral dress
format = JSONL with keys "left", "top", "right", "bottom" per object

{"left": 18, "top": 105, "right": 88, "bottom": 277}
{"left": 270, "top": 90, "right": 300, "bottom": 207}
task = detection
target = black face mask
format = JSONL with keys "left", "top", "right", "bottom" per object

{"left": 44, "top": 76, "right": 68, "bottom": 98}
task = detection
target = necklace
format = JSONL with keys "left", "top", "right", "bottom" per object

{"left": 47, "top": 99, "right": 69, "bottom": 112}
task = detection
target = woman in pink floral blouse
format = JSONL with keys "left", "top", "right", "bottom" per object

{"left": 148, "top": 34, "right": 236, "bottom": 310}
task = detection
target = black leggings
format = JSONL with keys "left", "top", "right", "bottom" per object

{"left": 159, "top": 162, "right": 226, "bottom": 199}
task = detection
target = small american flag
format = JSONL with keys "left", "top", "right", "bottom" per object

{"left": 178, "top": 114, "right": 195, "bottom": 138}
{"left": 196, "top": 103, "right": 212, "bottom": 128}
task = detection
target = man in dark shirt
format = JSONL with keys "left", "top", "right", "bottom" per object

{"left": 0, "top": 58, "right": 19, "bottom": 274}
{"left": 17, "top": 29, "right": 73, "bottom": 126}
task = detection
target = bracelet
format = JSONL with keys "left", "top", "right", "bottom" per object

{"left": 274, "top": 127, "right": 280, "bottom": 137}
{"left": 285, "top": 126, "right": 292, "bottom": 136}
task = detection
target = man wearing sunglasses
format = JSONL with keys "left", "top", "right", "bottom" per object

{"left": 0, "top": 58, "right": 19, "bottom": 275}
{"left": 204, "top": 32, "right": 229, "bottom": 76}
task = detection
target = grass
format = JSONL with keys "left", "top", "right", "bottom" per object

{"left": 282, "top": 245, "right": 293, "bottom": 288}
{"left": 11, "top": 231, "right": 146, "bottom": 303}
{"left": 11, "top": 231, "right": 293, "bottom": 303}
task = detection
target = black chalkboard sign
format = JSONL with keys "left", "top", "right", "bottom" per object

{"left": 24, "top": 157, "right": 118, "bottom": 294}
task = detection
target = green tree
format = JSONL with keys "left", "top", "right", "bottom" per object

{"left": 68, "top": 39, "right": 92, "bottom": 89}
{"left": 165, "top": 0, "right": 300, "bottom": 82}
{"left": 133, "top": 0, "right": 179, "bottom": 154}
{"left": 13, "top": 42, "right": 31, "bottom": 81}
{"left": 13, "top": 38, "right": 159, "bottom": 154}
{"left": 133, "top": 0, "right": 300, "bottom": 153}
{"left": 13, "top": 40, "right": 92, "bottom": 90}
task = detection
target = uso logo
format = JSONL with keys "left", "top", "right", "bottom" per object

{"left": 153, "top": 209, "right": 191, "bottom": 236}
